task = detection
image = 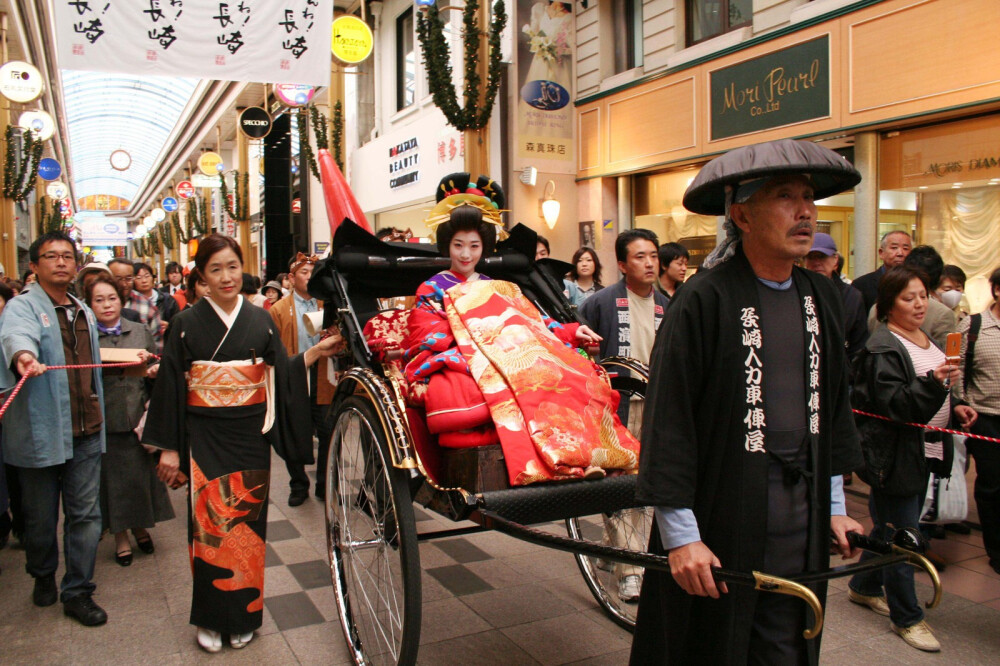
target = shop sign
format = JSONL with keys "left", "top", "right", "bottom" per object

{"left": 314, "top": 241, "right": 330, "bottom": 255}
{"left": 274, "top": 83, "right": 316, "bottom": 107}
{"left": 198, "top": 151, "right": 224, "bottom": 175}
{"left": 0, "top": 61, "right": 44, "bottom": 103}
{"left": 46, "top": 181, "right": 69, "bottom": 200}
{"left": 388, "top": 137, "right": 419, "bottom": 190}
{"left": 175, "top": 181, "right": 195, "bottom": 199}
{"left": 291, "top": 198, "right": 302, "bottom": 214}
{"left": 78, "top": 216, "right": 127, "bottom": 246}
{"left": 239, "top": 107, "right": 272, "bottom": 139}
{"left": 18, "top": 110, "right": 55, "bottom": 141}
{"left": 38, "top": 158, "right": 62, "bottom": 181}
{"left": 191, "top": 174, "right": 222, "bottom": 188}
{"left": 331, "top": 16, "right": 374, "bottom": 64}
{"left": 151, "top": 208, "right": 166, "bottom": 222}
{"left": 515, "top": 0, "right": 574, "bottom": 161}
{"left": 709, "top": 35, "right": 830, "bottom": 141}
{"left": 162, "top": 197, "right": 179, "bottom": 212}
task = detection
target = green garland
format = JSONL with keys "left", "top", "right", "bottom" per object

{"left": 171, "top": 211, "right": 190, "bottom": 244}
{"left": 416, "top": 0, "right": 507, "bottom": 131}
{"left": 332, "top": 100, "right": 344, "bottom": 172}
{"left": 160, "top": 220, "right": 175, "bottom": 251}
{"left": 40, "top": 198, "right": 63, "bottom": 234}
{"left": 219, "top": 171, "right": 250, "bottom": 222}
{"left": 3, "top": 126, "right": 44, "bottom": 202}
{"left": 195, "top": 195, "right": 209, "bottom": 235}
{"left": 298, "top": 108, "right": 319, "bottom": 181}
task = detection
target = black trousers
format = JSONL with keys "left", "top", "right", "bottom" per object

{"left": 968, "top": 413, "right": 1000, "bottom": 565}
{"left": 286, "top": 399, "right": 335, "bottom": 495}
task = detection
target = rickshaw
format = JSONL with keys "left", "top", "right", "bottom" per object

{"left": 308, "top": 219, "right": 942, "bottom": 666}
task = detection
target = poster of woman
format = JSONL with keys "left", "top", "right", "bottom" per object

{"left": 517, "top": 1, "right": 574, "bottom": 160}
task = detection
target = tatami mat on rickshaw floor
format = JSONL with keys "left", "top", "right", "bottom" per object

{"left": 2, "top": 456, "right": 1000, "bottom": 664}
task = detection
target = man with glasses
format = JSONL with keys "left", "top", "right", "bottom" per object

{"left": 0, "top": 231, "right": 108, "bottom": 626}
{"left": 108, "top": 258, "right": 161, "bottom": 348}
{"left": 133, "top": 261, "right": 178, "bottom": 327}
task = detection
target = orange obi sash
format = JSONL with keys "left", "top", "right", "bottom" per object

{"left": 187, "top": 360, "right": 268, "bottom": 408}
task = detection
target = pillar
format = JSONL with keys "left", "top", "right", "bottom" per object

{"left": 853, "top": 131, "right": 879, "bottom": 277}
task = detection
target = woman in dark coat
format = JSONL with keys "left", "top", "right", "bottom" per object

{"left": 848, "top": 265, "right": 976, "bottom": 653}
{"left": 84, "top": 274, "right": 174, "bottom": 566}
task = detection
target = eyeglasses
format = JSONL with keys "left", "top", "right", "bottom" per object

{"left": 116, "top": 275, "right": 135, "bottom": 283}
{"left": 39, "top": 252, "right": 76, "bottom": 263}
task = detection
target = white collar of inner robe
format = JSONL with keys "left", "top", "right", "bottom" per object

{"left": 204, "top": 294, "right": 244, "bottom": 330}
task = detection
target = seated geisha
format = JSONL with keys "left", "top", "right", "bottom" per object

{"left": 401, "top": 173, "right": 641, "bottom": 486}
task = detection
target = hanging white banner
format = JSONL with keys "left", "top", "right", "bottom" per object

{"left": 53, "top": 1, "right": 333, "bottom": 86}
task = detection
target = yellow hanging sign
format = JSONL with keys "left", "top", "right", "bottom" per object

{"left": 198, "top": 151, "right": 224, "bottom": 176}
{"left": 331, "top": 16, "right": 374, "bottom": 64}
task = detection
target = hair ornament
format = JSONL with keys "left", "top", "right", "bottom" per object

{"left": 425, "top": 173, "right": 508, "bottom": 242}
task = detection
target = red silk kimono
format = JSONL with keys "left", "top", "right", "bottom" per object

{"left": 403, "top": 272, "right": 640, "bottom": 485}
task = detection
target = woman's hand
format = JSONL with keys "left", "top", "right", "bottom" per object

{"left": 954, "top": 404, "right": 978, "bottom": 430}
{"left": 932, "top": 361, "right": 960, "bottom": 387}
{"left": 156, "top": 450, "right": 181, "bottom": 487}
{"left": 145, "top": 363, "right": 160, "bottom": 379}
{"left": 574, "top": 325, "right": 602, "bottom": 346}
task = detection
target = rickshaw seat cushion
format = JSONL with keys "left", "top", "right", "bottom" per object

{"left": 424, "top": 372, "right": 492, "bottom": 433}
{"left": 438, "top": 426, "right": 500, "bottom": 449}
{"left": 362, "top": 309, "right": 412, "bottom": 362}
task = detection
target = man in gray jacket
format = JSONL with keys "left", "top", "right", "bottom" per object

{"left": 0, "top": 231, "right": 108, "bottom": 626}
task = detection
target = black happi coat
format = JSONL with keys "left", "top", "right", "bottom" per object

{"left": 630, "top": 248, "right": 862, "bottom": 665}
{"left": 144, "top": 298, "right": 315, "bottom": 475}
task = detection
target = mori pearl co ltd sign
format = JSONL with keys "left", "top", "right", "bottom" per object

{"left": 709, "top": 35, "right": 830, "bottom": 141}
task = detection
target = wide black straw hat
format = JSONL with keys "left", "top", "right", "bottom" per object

{"left": 683, "top": 139, "right": 862, "bottom": 215}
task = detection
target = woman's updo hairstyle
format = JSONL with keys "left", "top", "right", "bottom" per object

{"left": 194, "top": 233, "right": 243, "bottom": 274}
{"left": 427, "top": 173, "right": 506, "bottom": 257}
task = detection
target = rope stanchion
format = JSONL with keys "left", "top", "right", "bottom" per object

{"left": 852, "top": 408, "right": 1000, "bottom": 445}
{"left": 0, "top": 360, "right": 152, "bottom": 422}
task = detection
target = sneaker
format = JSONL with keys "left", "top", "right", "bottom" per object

{"left": 32, "top": 574, "right": 57, "bottom": 607}
{"left": 230, "top": 631, "right": 254, "bottom": 649}
{"left": 892, "top": 620, "right": 941, "bottom": 652}
{"left": 848, "top": 588, "right": 890, "bottom": 616}
{"left": 62, "top": 594, "right": 108, "bottom": 626}
{"left": 618, "top": 574, "right": 641, "bottom": 603}
{"left": 197, "top": 627, "right": 222, "bottom": 653}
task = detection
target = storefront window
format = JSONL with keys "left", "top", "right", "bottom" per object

{"left": 880, "top": 115, "right": 1000, "bottom": 314}
{"left": 633, "top": 167, "right": 717, "bottom": 273}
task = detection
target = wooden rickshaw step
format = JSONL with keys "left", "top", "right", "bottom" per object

{"left": 441, "top": 444, "right": 511, "bottom": 493}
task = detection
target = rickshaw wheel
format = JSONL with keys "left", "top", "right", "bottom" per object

{"left": 566, "top": 367, "right": 650, "bottom": 631}
{"left": 326, "top": 395, "right": 421, "bottom": 665}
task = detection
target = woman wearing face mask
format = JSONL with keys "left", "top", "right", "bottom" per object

{"left": 937, "top": 265, "right": 970, "bottom": 320}
{"left": 84, "top": 274, "right": 173, "bottom": 567}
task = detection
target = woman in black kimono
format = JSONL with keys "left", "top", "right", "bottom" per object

{"left": 145, "top": 234, "right": 341, "bottom": 653}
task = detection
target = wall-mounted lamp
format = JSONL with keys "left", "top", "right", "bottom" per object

{"left": 540, "top": 179, "right": 560, "bottom": 229}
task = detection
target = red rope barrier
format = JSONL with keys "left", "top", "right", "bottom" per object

{"left": 852, "top": 408, "right": 1000, "bottom": 445}
{"left": 0, "top": 360, "right": 150, "bottom": 422}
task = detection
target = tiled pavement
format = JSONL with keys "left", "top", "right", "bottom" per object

{"left": 2, "top": 458, "right": 1000, "bottom": 664}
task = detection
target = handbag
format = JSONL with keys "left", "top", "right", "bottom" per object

{"left": 921, "top": 436, "right": 968, "bottom": 524}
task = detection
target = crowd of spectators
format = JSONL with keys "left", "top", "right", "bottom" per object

{"left": 1, "top": 211, "right": 999, "bottom": 658}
